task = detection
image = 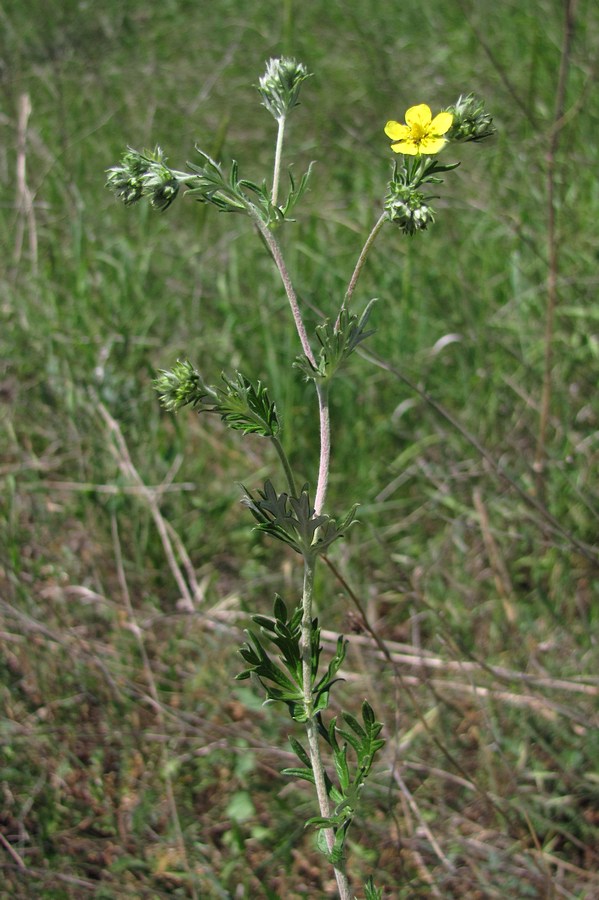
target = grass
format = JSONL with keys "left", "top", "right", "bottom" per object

{"left": 1, "top": 0, "right": 599, "bottom": 896}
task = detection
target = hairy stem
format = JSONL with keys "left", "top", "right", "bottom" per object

{"left": 314, "top": 382, "right": 330, "bottom": 516}
{"left": 301, "top": 553, "right": 351, "bottom": 900}
{"left": 248, "top": 205, "right": 317, "bottom": 369}
{"left": 272, "top": 115, "right": 286, "bottom": 207}
{"left": 271, "top": 434, "right": 297, "bottom": 497}
{"left": 337, "top": 210, "right": 387, "bottom": 326}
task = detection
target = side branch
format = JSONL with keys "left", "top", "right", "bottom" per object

{"left": 338, "top": 210, "right": 387, "bottom": 325}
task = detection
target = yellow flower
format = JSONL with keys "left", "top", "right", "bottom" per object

{"left": 385, "top": 104, "right": 453, "bottom": 156}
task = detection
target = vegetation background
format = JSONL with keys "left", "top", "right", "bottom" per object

{"left": 1, "top": 0, "right": 598, "bottom": 896}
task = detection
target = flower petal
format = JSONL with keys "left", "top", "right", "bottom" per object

{"left": 390, "top": 140, "right": 420, "bottom": 155}
{"left": 405, "top": 104, "right": 432, "bottom": 128}
{"left": 419, "top": 136, "right": 448, "bottom": 155}
{"left": 430, "top": 111, "right": 453, "bottom": 135}
{"left": 385, "top": 120, "right": 410, "bottom": 140}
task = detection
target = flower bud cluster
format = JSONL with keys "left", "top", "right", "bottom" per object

{"left": 385, "top": 183, "right": 435, "bottom": 235}
{"left": 445, "top": 94, "right": 495, "bottom": 143}
{"left": 106, "top": 147, "right": 181, "bottom": 211}
{"left": 154, "top": 360, "right": 209, "bottom": 411}
{"left": 258, "top": 57, "right": 311, "bottom": 120}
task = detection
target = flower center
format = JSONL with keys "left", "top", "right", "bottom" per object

{"left": 411, "top": 123, "right": 427, "bottom": 142}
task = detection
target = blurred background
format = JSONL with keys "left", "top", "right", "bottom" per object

{"left": 1, "top": 0, "right": 598, "bottom": 896}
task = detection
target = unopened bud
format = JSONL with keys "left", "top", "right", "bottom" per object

{"left": 258, "top": 57, "right": 311, "bottom": 120}
{"left": 106, "top": 147, "right": 181, "bottom": 211}
{"left": 385, "top": 184, "right": 435, "bottom": 235}
{"left": 445, "top": 94, "right": 495, "bottom": 143}
{"left": 154, "top": 360, "right": 208, "bottom": 411}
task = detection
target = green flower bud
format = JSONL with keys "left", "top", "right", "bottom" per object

{"left": 384, "top": 184, "right": 435, "bottom": 235}
{"left": 445, "top": 94, "right": 495, "bottom": 143}
{"left": 258, "top": 57, "right": 311, "bottom": 120}
{"left": 106, "top": 147, "right": 181, "bottom": 211}
{"left": 154, "top": 360, "right": 209, "bottom": 411}
{"left": 105, "top": 149, "right": 147, "bottom": 205}
{"left": 141, "top": 164, "right": 180, "bottom": 211}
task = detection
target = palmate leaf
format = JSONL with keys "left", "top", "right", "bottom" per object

{"left": 295, "top": 299, "right": 377, "bottom": 382}
{"left": 185, "top": 151, "right": 248, "bottom": 213}
{"left": 237, "top": 162, "right": 314, "bottom": 226}
{"left": 242, "top": 480, "right": 358, "bottom": 555}
{"left": 109, "top": 144, "right": 314, "bottom": 226}
{"left": 236, "top": 596, "right": 351, "bottom": 726}
{"left": 313, "top": 504, "right": 359, "bottom": 554}
{"left": 236, "top": 597, "right": 316, "bottom": 722}
{"left": 392, "top": 154, "right": 461, "bottom": 191}
{"left": 241, "top": 480, "right": 310, "bottom": 553}
{"left": 214, "top": 373, "right": 280, "bottom": 437}
{"left": 335, "top": 701, "right": 385, "bottom": 779}
{"left": 237, "top": 632, "right": 300, "bottom": 694}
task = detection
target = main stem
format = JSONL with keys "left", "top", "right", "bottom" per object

{"left": 314, "top": 382, "right": 330, "bottom": 516}
{"left": 248, "top": 206, "right": 317, "bottom": 369}
{"left": 271, "top": 115, "right": 286, "bottom": 208}
{"left": 301, "top": 553, "right": 351, "bottom": 900}
{"left": 249, "top": 208, "right": 332, "bottom": 519}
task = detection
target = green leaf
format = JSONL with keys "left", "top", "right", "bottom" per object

{"left": 242, "top": 479, "right": 359, "bottom": 555}
{"left": 288, "top": 735, "right": 312, "bottom": 769}
{"left": 307, "top": 815, "right": 336, "bottom": 829}
{"left": 211, "top": 372, "right": 280, "bottom": 437}
{"left": 251, "top": 615, "right": 278, "bottom": 632}
{"left": 237, "top": 597, "right": 320, "bottom": 719}
{"left": 281, "top": 767, "right": 315, "bottom": 784}
{"left": 185, "top": 150, "right": 248, "bottom": 213}
{"left": 294, "top": 299, "right": 377, "bottom": 383}
{"left": 234, "top": 670, "right": 251, "bottom": 681}
{"left": 333, "top": 742, "right": 350, "bottom": 792}
{"left": 273, "top": 594, "right": 288, "bottom": 622}
{"left": 362, "top": 700, "right": 376, "bottom": 726}
{"left": 315, "top": 635, "right": 348, "bottom": 692}
{"left": 334, "top": 726, "right": 361, "bottom": 756}
{"left": 340, "top": 711, "right": 366, "bottom": 740}
{"left": 364, "top": 876, "right": 384, "bottom": 900}
{"left": 279, "top": 161, "right": 315, "bottom": 218}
